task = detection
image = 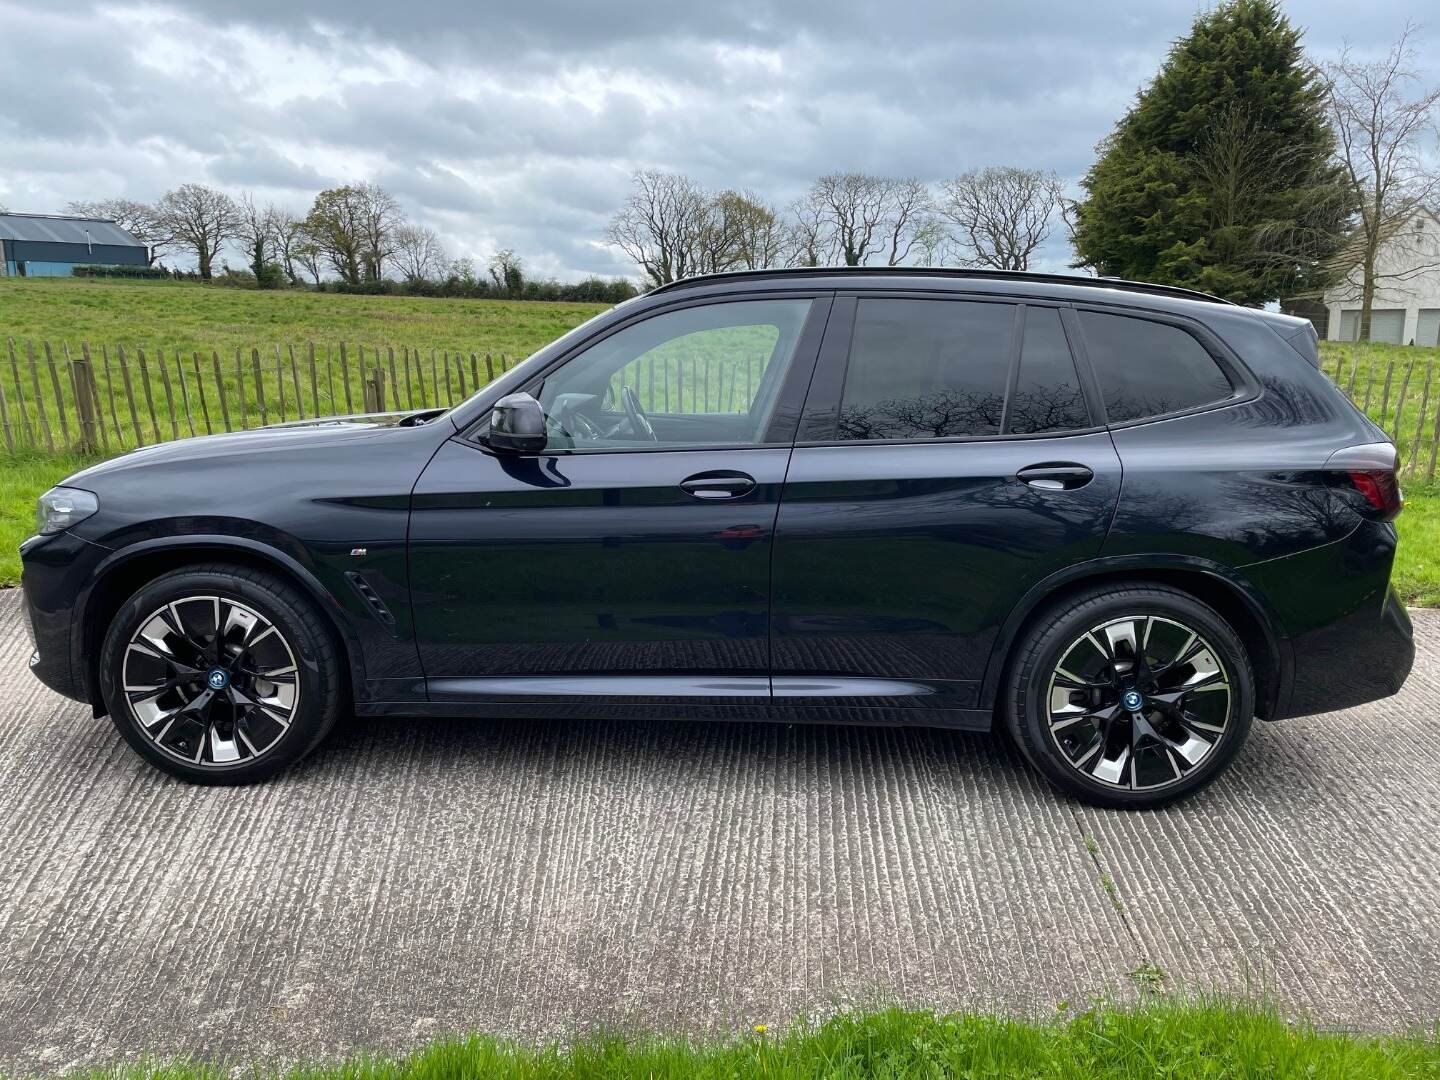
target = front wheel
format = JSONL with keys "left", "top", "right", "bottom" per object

{"left": 99, "top": 563, "right": 345, "bottom": 784}
{"left": 1005, "top": 584, "right": 1254, "bottom": 809}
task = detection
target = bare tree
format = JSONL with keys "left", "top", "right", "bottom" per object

{"left": 938, "top": 167, "right": 1064, "bottom": 270}
{"left": 1325, "top": 25, "right": 1440, "bottom": 339}
{"left": 607, "top": 170, "right": 712, "bottom": 286}
{"left": 393, "top": 223, "right": 448, "bottom": 283}
{"left": 355, "top": 182, "right": 403, "bottom": 281}
{"left": 155, "top": 184, "right": 241, "bottom": 280}
{"left": 270, "top": 208, "right": 308, "bottom": 286}
{"left": 805, "top": 173, "right": 893, "bottom": 265}
{"left": 237, "top": 194, "right": 285, "bottom": 286}
{"left": 783, "top": 196, "right": 834, "bottom": 267}
{"left": 66, "top": 197, "right": 173, "bottom": 265}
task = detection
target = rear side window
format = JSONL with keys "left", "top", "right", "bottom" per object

{"left": 838, "top": 299, "right": 1012, "bottom": 440}
{"left": 1079, "top": 311, "right": 1233, "bottom": 423}
{"left": 1008, "top": 307, "right": 1090, "bottom": 434}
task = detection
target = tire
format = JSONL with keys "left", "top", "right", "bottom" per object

{"left": 1004, "top": 583, "right": 1254, "bottom": 810}
{"left": 99, "top": 563, "right": 345, "bottom": 785}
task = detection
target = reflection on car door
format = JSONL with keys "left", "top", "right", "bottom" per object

{"left": 770, "top": 296, "right": 1122, "bottom": 727}
{"left": 406, "top": 294, "right": 831, "bottom": 716}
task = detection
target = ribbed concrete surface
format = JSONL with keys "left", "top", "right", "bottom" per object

{"left": 0, "top": 587, "right": 1435, "bottom": 1071}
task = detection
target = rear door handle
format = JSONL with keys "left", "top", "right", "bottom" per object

{"left": 680, "top": 470, "right": 757, "bottom": 500}
{"left": 1016, "top": 463, "right": 1094, "bottom": 491}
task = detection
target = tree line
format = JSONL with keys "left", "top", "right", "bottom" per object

{"left": 606, "top": 166, "right": 1067, "bottom": 288}
{"left": 65, "top": 184, "right": 636, "bottom": 303}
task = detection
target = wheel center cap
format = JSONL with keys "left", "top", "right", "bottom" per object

{"left": 206, "top": 668, "right": 230, "bottom": 691}
{"left": 1122, "top": 689, "right": 1145, "bottom": 712}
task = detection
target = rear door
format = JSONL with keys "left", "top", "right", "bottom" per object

{"left": 769, "top": 294, "right": 1121, "bottom": 727}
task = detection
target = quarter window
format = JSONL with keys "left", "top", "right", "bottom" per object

{"left": 1079, "top": 311, "right": 1233, "bottom": 423}
{"left": 838, "top": 299, "right": 1013, "bottom": 440}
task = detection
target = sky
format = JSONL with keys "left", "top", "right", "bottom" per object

{"left": 1, "top": 0, "right": 1434, "bottom": 281}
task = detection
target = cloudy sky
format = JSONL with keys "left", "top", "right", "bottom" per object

{"left": 1, "top": 1, "right": 1434, "bottom": 280}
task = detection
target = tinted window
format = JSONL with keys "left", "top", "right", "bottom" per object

{"left": 537, "top": 299, "right": 812, "bottom": 450}
{"left": 1006, "top": 307, "right": 1089, "bottom": 434}
{"left": 838, "top": 299, "right": 1013, "bottom": 440}
{"left": 1079, "top": 311, "right": 1233, "bottom": 423}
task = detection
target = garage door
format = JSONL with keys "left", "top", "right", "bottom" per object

{"left": 1337, "top": 309, "right": 1406, "bottom": 343}
{"left": 1418, "top": 309, "right": 1440, "bottom": 348}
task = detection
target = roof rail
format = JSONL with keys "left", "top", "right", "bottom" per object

{"left": 646, "top": 266, "right": 1235, "bottom": 306}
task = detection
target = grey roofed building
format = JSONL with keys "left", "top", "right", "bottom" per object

{"left": 0, "top": 211, "right": 149, "bottom": 278}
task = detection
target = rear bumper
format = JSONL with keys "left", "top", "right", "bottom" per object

{"left": 1244, "top": 520, "right": 1414, "bottom": 721}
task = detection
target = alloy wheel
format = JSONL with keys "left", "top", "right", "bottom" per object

{"left": 121, "top": 595, "right": 299, "bottom": 766}
{"left": 1045, "top": 614, "right": 1232, "bottom": 791}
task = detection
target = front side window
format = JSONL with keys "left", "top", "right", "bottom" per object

{"left": 537, "top": 299, "right": 813, "bottom": 450}
{"left": 1079, "top": 311, "right": 1233, "bottom": 423}
{"left": 838, "top": 299, "right": 1014, "bottom": 440}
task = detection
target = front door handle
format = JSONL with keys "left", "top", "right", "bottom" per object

{"left": 680, "top": 470, "right": 757, "bottom": 500}
{"left": 1016, "top": 463, "right": 1094, "bottom": 491}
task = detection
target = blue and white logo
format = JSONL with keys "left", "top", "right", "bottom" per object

{"left": 206, "top": 668, "right": 230, "bottom": 691}
{"left": 1122, "top": 689, "right": 1144, "bottom": 711}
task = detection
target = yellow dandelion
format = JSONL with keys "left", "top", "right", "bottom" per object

{"left": 753, "top": 1023, "right": 768, "bottom": 1035}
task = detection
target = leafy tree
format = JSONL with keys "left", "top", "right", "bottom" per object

{"left": 1072, "top": 0, "right": 1351, "bottom": 305}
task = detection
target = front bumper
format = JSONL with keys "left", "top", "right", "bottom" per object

{"left": 20, "top": 529, "right": 110, "bottom": 705}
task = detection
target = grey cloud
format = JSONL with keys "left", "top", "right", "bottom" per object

{"left": 1, "top": 0, "right": 1433, "bottom": 281}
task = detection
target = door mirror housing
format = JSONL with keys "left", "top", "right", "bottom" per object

{"left": 487, "top": 393, "right": 547, "bottom": 453}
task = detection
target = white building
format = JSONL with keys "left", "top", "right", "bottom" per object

{"left": 1322, "top": 208, "right": 1440, "bottom": 346}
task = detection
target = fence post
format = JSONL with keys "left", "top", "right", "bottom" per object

{"left": 252, "top": 348, "right": 267, "bottom": 427}
{"left": 7, "top": 339, "right": 33, "bottom": 447}
{"left": 27, "top": 342, "right": 54, "bottom": 452}
{"left": 289, "top": 345, "right": 304, "bottom": 420}
{"left": 339, "top": 343, "right": 353, "bottom": 413}
{"left": 190, "top": 352, "right": 210, "bottom": 435}
{"left": 1406, "top": 360, "right": 1432, "bottom": 475}
{"left": 274, "top": 345, "right": 286, "bottom": 423}
{"left": 157, "top": 348, "right": 179, "bottom": 441}
{"left": 0, "top": 378, "right": 12, "bottom": 452}
{"left": 308, "top": 343, "right": 320, "bottom": 418}
{"left": 136, "top": 347, "right": 162, "bottom": 443}
{"left": 213, "top": 350, "right": 232, "bottom": 432}
{"left": 43, "top": 342, "right": 71, "bottom": 445}
{"left": 70, "top": 344, "right": 100, "bottom": 454}
{"left": 388, "top": 347, "right": 401, "bottom": 408}
{"left": 173, "top": 351, "right": 195, "bottom": 438}
{"left": 235, "top": 347, "right": 248, "bottom": 430}
{"left": 99, "top": 345, "right": 122, "bottom": 444}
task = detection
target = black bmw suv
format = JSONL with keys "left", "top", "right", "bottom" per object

{"left": 21, "top": 268, "right": 1413, "bottom": 807}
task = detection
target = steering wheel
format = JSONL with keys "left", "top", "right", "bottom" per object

{"left": 621, "top": 385, "right": 658, "bottom": 443}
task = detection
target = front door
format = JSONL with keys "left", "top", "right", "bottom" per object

{"left": 408, "top": 294, "right": 830, "bottom": 715}
{"left": 770, "top": 295, "right": 1122, "bottom": 727}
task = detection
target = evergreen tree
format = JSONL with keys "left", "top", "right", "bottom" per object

{"left": 1072, "top": 0, "right": 1352, "bottom": 305}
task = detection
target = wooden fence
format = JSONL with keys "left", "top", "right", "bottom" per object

{"left": 2, "top": 337, "right": 1439, "bottom": 483}
{"left": 0, "top": 340, "right": 521, "bottom": 455}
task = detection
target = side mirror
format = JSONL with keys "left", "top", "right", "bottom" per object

{"left": 487, "top": 392, "right": 548, "bottom": 453}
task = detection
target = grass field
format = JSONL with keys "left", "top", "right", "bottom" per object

{"left": 0, "top": 276, "right": 607, "bottom": 357}
{"left": 19, "top": 1004, "right": 1439, "bottom": 1079}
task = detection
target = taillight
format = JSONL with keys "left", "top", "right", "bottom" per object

{"left": 1325, "top": 443, "right": 1403, "bottom": 521}
{"left": 1347, "top": 469, "right": 1403, "bottom": 520}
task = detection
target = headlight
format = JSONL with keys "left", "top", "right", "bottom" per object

{"left": 35, "top": 487, "right": 99, "bottom": 535}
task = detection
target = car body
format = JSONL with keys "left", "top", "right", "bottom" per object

{"left": 20, "top": 267, "right": 1414, "bottom": 806}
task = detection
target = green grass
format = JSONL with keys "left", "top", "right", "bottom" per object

{"left": 0, "top": 276, "right": 607, "bottom": 357}
{"left": 1319, "top": 340, "right": 1440, "bottom": 481}
{"left": 24, "top": 1004, "right": 1439, "bottom": 1080}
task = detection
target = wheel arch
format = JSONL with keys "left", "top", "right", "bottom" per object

{"left": 981, "top": 556, "right": 1291, "bottom": 721}
{"left": 76, "top": 536, "right": 363, "bottom": 716}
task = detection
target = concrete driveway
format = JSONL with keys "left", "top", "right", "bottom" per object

{"left": 0, "top": 587, "right": 1436, "bottom": 1071}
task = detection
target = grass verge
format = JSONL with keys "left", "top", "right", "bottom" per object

{"left": 28, "top": 1004, "right": 1440, "bottom": 1080}
{"left": 2, "top": 452, "right": 1438, "bottom": 603}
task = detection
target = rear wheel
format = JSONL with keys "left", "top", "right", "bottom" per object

{"left": 1005, "top": 584, "right": 1253, "bottom": 809}
{"left": 99, "top": 564, "right": 344, "bottom": 784}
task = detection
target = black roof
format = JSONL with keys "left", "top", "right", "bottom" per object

{"left": 649, "top": 266, "right": 1235, "bottom": 307}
